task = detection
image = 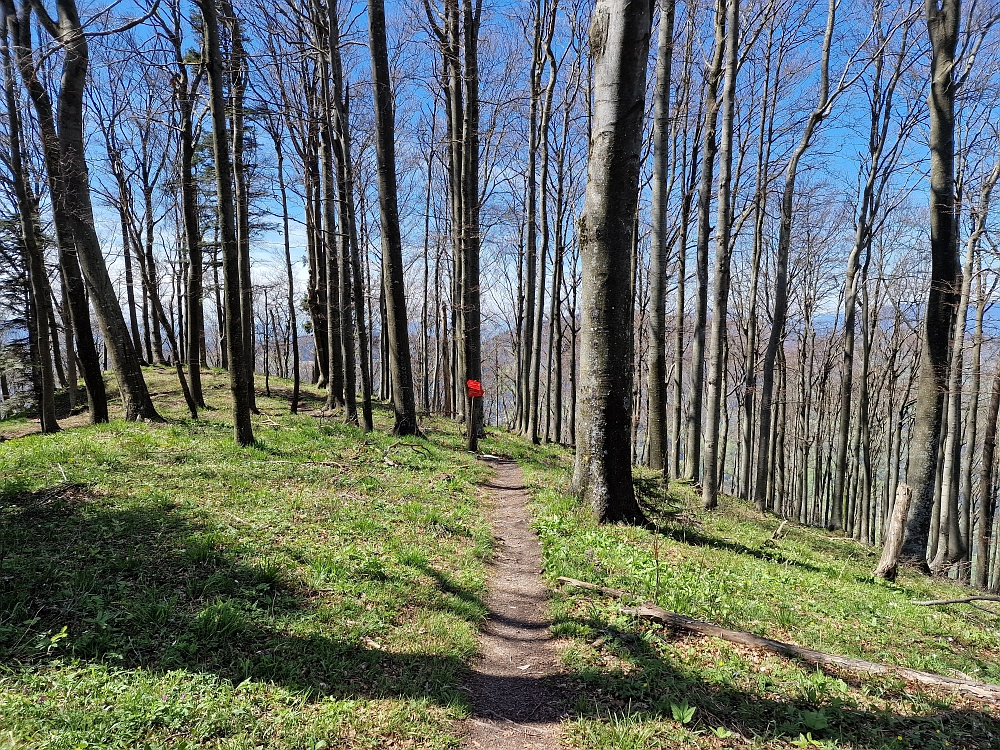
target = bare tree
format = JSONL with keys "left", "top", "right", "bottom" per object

{"left": 570, "top": 0, "right": 652, "bottom": 524}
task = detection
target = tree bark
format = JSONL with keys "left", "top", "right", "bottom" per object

{"left": 646, "top": 0, "right": 675, "bottom": 473}
{"left": 1, "top": 26, "right": 58, "bottom": 432}
{"left": 368, "top": 0, "right": 419, "bottom": 435}
{"left": 702, "top": 0, "right": 738, "bottom": 510}
{"left": 687, "top": 0, "right": 725, "bottom": 483}
{"left": 895, "top": 0, "right": 962, "bottom": 572}
{"left": 570, "top": 0, "right": 652, "bottom": 524}
{"left": 197, "top": 0, "right": 254, "bottom": 446}
{"left": 755, "top": 0, "right": 837, "bottom": 511}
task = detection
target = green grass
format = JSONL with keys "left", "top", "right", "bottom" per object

{"left": 0, "top": 369, "right": 492, "bottom": 749}
{"left": 484, "top": 432, "right": 1000, "bottom": 749}
{"left": 5, "top": 371, "right": 1000, "bottom": 749}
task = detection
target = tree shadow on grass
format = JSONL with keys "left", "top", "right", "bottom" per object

{"left": 0, "top": 482, "right": 469, "bottom": 706}
{"left": 3, "top": 483, "right": 997, "bottom": 750}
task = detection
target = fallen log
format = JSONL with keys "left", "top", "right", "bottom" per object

{"left": 557, "top": 576, "right": 1000, "bottom": 705}
{"left": 913, "top": 596, "right": 1000, "bottom": 606}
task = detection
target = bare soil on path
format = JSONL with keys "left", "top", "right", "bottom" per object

{"left": 462, "top": 458, "right": 563, "bottom": 750}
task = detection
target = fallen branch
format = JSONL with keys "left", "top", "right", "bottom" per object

{"left": 558, "top": 577, "right": 1000, "bottom": 704}
{"left": 914, "top": 596, "right": 1000, "bottom": 606}
{"left": 383, "top": 441, "right": 431, "bottom": 463}
{"left": 557, "top": 577, "right": 629, "bottom": 599}
{"left": 762, "top": 520, "right": 788, "bottom": 548}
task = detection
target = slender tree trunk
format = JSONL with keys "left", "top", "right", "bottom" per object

{"left": 974, "top": 351, "right": 1000, "bottom": 588}
{"left": 368, "top": 0, "right": 419, "bottom": 435}
{"left": 687, "top": 1, "right": 725, "bottom": 483}
{"left": 272, "top": 133, "right": 300, "bottom": 414}
{"left": 755, "top": 0, "right": 837, "bottom": 512}
{"left": 647, "top": 0, "right": 676, "bottom": 473}
{"left": 1, "top": 29, "right": 57, "bottom": 431}
{"left": 177, "top": 70, "right": 205, "bottom": 407}
{"left": 221, "top": 0, "right": 258, "bottom": 413}
{"left": 702, "top": 0, "right": 738, "bottom": 509}
{"left": 198, "top": 0, "right": 254, "bottom": 446}
{"left": 461, "top": 0, "right": 484, "bottom": 452}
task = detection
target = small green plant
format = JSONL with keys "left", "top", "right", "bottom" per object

{"left": 670, "top": 698, "right": 696, "bottom": 725}
{"left": 711, "top": 726, "right": 736, "bottom": 739}
{"left": 250, "top": 556, "right": 286, "bottom": 590}
{"left": 35, "top": 625, "right": 68, "bottom": 654}
{"left": 192, "top": 600, "right": 244, "bottom": 639}
{"left": 791, "top": 733, "right": 824, "bottom": 748}
{"left": 183, "top": 533, "right": 221, "bottom": 563}
{"left": 800, "top": 708, "right": 829, "bottom": 731}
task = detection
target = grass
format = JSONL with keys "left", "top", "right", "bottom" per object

{"left": 0, "top": 368, "right": 493, "bottom": 749}
{"left": 484, "top": 433, "right": 1000, "bottom": 749}
{"left": 5, "top": 371, "right": 1000, "bottom": 749}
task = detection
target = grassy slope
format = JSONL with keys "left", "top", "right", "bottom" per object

{"left": 487, "top": 434, "right": 1000, "bottom": 750}
{"left": 4, "top": 373, "right": 1000, "bottom": 749}
{"left": 0, "top": 369, "right": 492, "bottom": 749}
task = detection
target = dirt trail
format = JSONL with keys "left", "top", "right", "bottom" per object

{"left": 462, "top": 458, "right": 563, "bottom": 750}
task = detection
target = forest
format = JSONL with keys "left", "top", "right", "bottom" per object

{"left": 2, "top": 0, "right": 1000, "bottom": 747}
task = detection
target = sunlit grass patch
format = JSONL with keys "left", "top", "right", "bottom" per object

{"left": 0, "top": 369, "right": 490, "bottom": 749}
{"left": 484, "top": 429, "right": 1000, "bottom": 749}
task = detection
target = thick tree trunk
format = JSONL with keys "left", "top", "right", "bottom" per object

{"left": 894, "top": 0, "right": 961, "bottom": 572}
{"left": 932, "top": 227, "right": 975, "bottom": 571}
{"left": 570, "top": 0, "right": 652, "bottom": 524}
{"left": 368, "top": 0, "right": 419, "bottom": 435}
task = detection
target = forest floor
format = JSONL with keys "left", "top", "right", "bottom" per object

{"left": 1, "top": 370, "right": 999, "bottom": 749}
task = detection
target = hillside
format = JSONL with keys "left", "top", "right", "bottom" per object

{"left": 1, "top": 372, "right": 998, "bottom": 749}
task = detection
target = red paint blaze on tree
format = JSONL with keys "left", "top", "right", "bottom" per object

{"left": 466, "top": 380, "right": 484, "bottom": 399}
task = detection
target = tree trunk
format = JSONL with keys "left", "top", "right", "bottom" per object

{"left": 974, "top": 353, "right": 1000, "bottom": 588}
{"left": 646, "top": 0, "right": 675, "bottom": 474}
{"left": 570, "top": 0, "right": 652, "bottom": 524}
{"left": 198, "top": 0, "right": 254, "bottom": 446}
{"left": 272, "top": 131, "right": 300, "bottom": 414}
{"left": 221, "top": 0, "right": 258, "bottom": 414}
{"left": 461, "top": 0, "right": 483, "bottom": 452}
{"left": 755, "top": 0, "right": 837, "bottom": 512}
{"left": 687, "top": 0, "right": 725, "bottom": 483}
{"left": 702, "top": 0, "right": 738, "bottom": 510}
{"left": 368, "top": 0, "right": 419, "bottom": 435}
{"left": 1, "top": 29, "right": 58, "bottom": 432}
{"left": 894, "top": 0, "right": 961, "bottom": 573}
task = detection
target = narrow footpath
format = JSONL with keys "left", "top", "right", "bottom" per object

{"left": 462, "top": 458, "right": 563, "bottom": 750}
